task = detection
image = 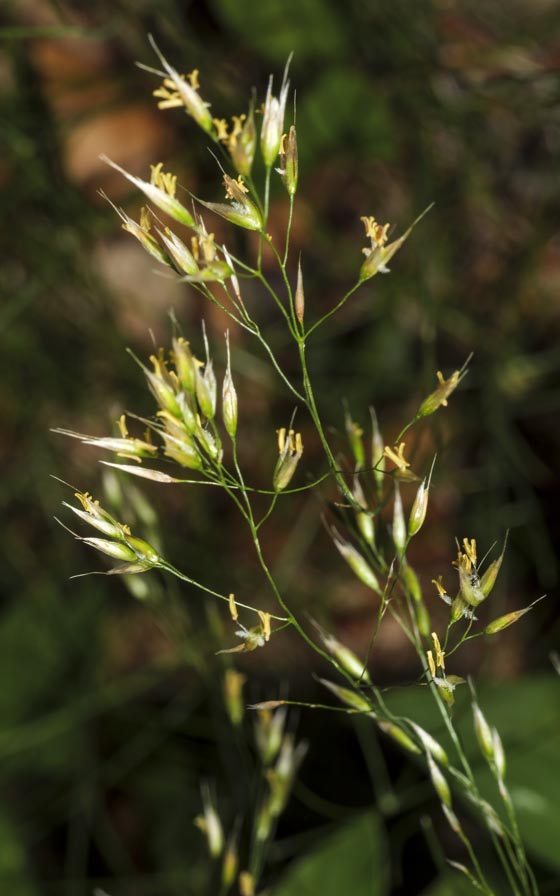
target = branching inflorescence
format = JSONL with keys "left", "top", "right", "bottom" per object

{"left": 55, "top": 42, "right": 543, "bottom": 896}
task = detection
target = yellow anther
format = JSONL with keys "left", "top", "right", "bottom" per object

{"left": 224, "top": 174, "right": 249, "bottom": 199}
{"left": 228, "top": 114, "right": 246, "bottom": 149}
{"left": 383, "top": 442, "right": 410, "bottom": 471}
{"left": 139, "top": 207, "right": 151, "bottom": 231}
{"left": 153, "top": 85, "right": 183, "bottom": 109}
{"left": 187, "top": 69, "right": 200, "bottom": 89}
{"left": 258, "top": 610, "right": 271, "bottom": 642}
{"left": 435, "top": 370, "right": 460, "bottom": 407}
{"left": 281, "top": 429, "right": 300, "bottom": 454}
{"left": 199, "top": 232, "right": 216, "bottom": 262}
{"left": 361, "top": 215, "right": 390, "bottom": 247}
{"left": 213, "top": 118, "right": 229, "bottom": 141}
{"left": 462, "top": 538, "right": 477, "bottom": 566}
{"left": 453, "top": 550, "right": 471, "bottom": 573}
{"left": 431, "top": 631, "right": 445, "bottom": 671}
{"left": 150, "top": 162, "right": 177, "bottom": 197}
{"left": 75, "top": 491, "right": 92, "bottom": 512}
{"left": 228, "top": 592, "right": 238, "bottom": 622}
{"left": 117, "top": 414, "right": 128, "bottom": 438}
{"left": 432, "top": 577, "right": 447, "bottom": 599}
{"left": 453, "top": 538, "right": 477, "bottom": 574}
{"left": 150, "top": 353, "right": 165, "bottom": 377}
{"left": 427, "top": 649, "right": 436, "bottom": 679}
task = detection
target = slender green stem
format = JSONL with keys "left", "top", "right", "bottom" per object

{"left": 160, "top": 561, "right": 287, "bottom": 622}
{"left": 244, "top": 171, "right": 265, "bottom": 218}
{"left": 394, "top": 594, "right": 526, "bottom": 895}
{"left": 283, "top": 193, "right": 295, "bottom": 266}
{"left": 256, "top": 493, "right": 278, "bottom": 531}
{"left": 254, "top": 266, "right": 296, "bottom": 333}
{"left": 263, "top": 166, "right": 272, "bottom": 222}
{"left": 298, "top": 339, "right": 356, "bottom": 506}
{"left": 428, "top": 674, "right": 526, "bottom": 893}
{"left": 262, "top": 235, "right": 298, "bottom": 333}
{"left": 395, "top": 415, "right": 421, "bottom": 444}
{"left": 458, "top": 832, "right": 495, "bottom": 896}
{"left": 491, "top": 773, "right": 538, "bottom": 896}
{"left": 257, "top": 166, "right": 273, "bottom": 272}
{"left": 305, "top": 281, "right": 363, "bottom": 337}
{"left": 492, "top": 833, "right": 524, "bottom": 896}
{"left": 249, "top": 522, "right": 340, "bottom": 669}
{"left": 191, "top": 282, "right": 245, "bottom": 330}
{"left": 230, "top": 437, "right": 252, "bottom": 519}
{"left": 222, "top": 438, "right": 363, "bottom": 680}
{"left": 247, "top": 315, "right": 305, "bottom": 401}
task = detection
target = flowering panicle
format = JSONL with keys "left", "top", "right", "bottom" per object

{"left": 194, "top": 783, "right": 224, "bottom": 858}
{"left": 426, "top": 631, "right": 464, "bottom": 707}
{"left": 417, "top": 369, "right": 462, "bottom": 417}
{"left": 331, "top": 528, "right": 381, "bottom": 594}
{"left": 101, "top": 156, "right": 195, "bottom": 228}
{"left": 383, "top": 441, "right": 419, "bottom": 482}
{"left": 54, "top": 418, "right": 158, "bottom": 464}
{"left": 105, "top": 180, "right": 232, "bottom": 283}
{"left": 218, "top": 611, "right": 272, "bottom": 655}
{"left": 56, "top": 325, "right": 248, "bottom": 484}
{"left": 273, "top": 426, "right": 303, "bottom": 491}
{"left": 312, "top": 619, "right": 371, "bottom": 682}
{"left": 260, "top": 56, "right": 291, "bottom": 168}
{"left": 276, "top": 125, "right": 298, "bottom": 195}
{"left": 63, "top": 491, "right": 161, "bottom": 575}
{"left": 149, "top": 37, "right": 214, "bottom": 136}
{"left": 345, "top": 410, "right": 366, "bottom": 470}
{"left": 214, "top": 99, "right": 257, "bottom": 176}
{"left": 158, "top": 226, "right": 233, "bottom": 282}
{"left": 199, "top": 174, "right": 263, "bottom": 231}
{"left": 359, "top": 204, "right": 432, "bottom": 281}
{"left": 453, "top": 537, "right": 486, "bottom": 610}
{"left": 352, "top": 476, "right": 375, "bottom": 546}
{"left": 256, "top": 732, "right": 307, "bottom": 842}
{"left": 106, "top": 200, "right": 171, "bottom": 266}
{"left": 54, "top": 50, "right": 539, "bottom": 896}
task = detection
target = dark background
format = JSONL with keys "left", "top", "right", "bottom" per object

{"left": 2, "top": 0, "right": 560, "bottom": 893}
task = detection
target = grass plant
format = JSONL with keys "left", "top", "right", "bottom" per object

{"left": 55, "top": 43, "right": 546, "bottom": 896}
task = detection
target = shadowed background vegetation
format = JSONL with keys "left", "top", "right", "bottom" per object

{"left": 2, "top": 0, "right": 560, "bottom": 893}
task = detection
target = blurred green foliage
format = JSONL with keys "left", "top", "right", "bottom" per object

{"left": 2, "top": 0, "right": 560, "bottom": 893}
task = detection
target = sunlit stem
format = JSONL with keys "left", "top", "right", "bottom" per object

{"left": 160, "top": 560, "right": 287, "bottom": 621}
{"left": 305, "top": 282, "right": 362, "bottom": 338}
{"left": 283, "top": 193, "right": 295, "bottom": 266}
